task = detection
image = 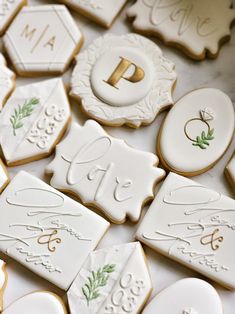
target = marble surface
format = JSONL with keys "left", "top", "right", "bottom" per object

{"left": 0, "top": 0, "right": 235, "bottom": 312}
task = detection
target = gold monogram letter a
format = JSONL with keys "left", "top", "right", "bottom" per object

{"left": 105, "top": 57, "right": 145, "bottom": 88}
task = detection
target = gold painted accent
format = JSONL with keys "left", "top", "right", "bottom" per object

{"left": 44, "top": 36, "right": 56, "bottom": 51}
{"left": 21, "top": 25, "right": 36, "bottom": 41}
{"left": 105, "top": 57, "right": 145, "bottom": 89}
{"left": 200, "top": 228, "right": 223, "bottom": 251}
{"left": 30, "top": 24, "right": 50, "bottom": 53}
{"left": 37, "top": 229, "right": 61, "bottom": 252}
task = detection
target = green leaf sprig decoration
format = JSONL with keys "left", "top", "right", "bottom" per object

{"left": 10, "top": 97, "right": 40, "bottom": 136}
{"left": 192, "top": 129, "right": 214, "bottom": 149}
{"left": 82, "top": 264, "right": 116, "bottom": 306}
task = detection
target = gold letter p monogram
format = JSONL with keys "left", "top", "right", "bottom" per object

{"left": 105, "top": 57, "right": 145, "bottom": 89}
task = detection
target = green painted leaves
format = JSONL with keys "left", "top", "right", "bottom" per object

{"left": 82, "top": 264, "right": 115, "bottom": 306}
{"left": 193, "top": 128, "right": 215, "bottom": 149}
{"left": 10, "top": 97, "right": 40, "bottom": 136}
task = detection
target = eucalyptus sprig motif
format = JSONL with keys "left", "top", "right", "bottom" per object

{"left": 10, "top": 97, "right": 40, "bottom": 136}
{"left": 192, "top": 129, "right": 214, "bottom": 149}
{"left": 82, "top": 264, "right": 116, "bottom": 306}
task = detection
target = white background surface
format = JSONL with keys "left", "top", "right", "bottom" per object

{"left": 0, "top": 0, "right": 235, "bottom": 312}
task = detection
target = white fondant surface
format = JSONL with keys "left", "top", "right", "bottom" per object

{"left": 3, "top": 2, "right": 235, "bottom": 314}
{"left": 0, "top": 53, "right": 15, "bottom": 110}
{"left": 226, "top": 153, "right": 235, "bottom": 189}
{"left": 0, "top": 0, "right": 25, "bottom": 35}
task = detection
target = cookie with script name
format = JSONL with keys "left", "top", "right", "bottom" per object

{"left": 0, "top": 0, "right": 27, "bottom": 35}
{"left": 0, "top": 171, "right": 109, "bottom": 290}
{"left": 0, "top": 53, "right": 15, "bottom": 110}
{"left": 157, "top": 88, "right": 235, "bottom": 176}
{"left": 0, "top": 260, "right": 7, "bottom": 312}
{"left": 46, "top": 120, "right": 165, "bottom": 224}
{"left": 3, "top": 5, "right": 83, "bottom": 76}
{"left": 127, "top": 0, "right": 235, "bottom": 60}
{"left": 57, "top": 0, "right": 128, "bottom": 28}
{"left": 225, "top": 152, "right": 235, "bottom": 193}
{"left": 70, "top": 33, "right": 176, "bottom": 128}
{"left": 68, "top": 242, "right": 152, "bottom": 314}
{"left": 0, "top": 78, "right": 71, "bottom": 166}
{"left": 142, "top": 278, "right": 223, "bottom": 314}
{"left": 2, "top": 292, "right": 67, "bottom": 314}
{"left": 136, "top": 172, "right": 235, "bottom": 290}
{"left": 0, "top": 159, "right": 9, "bottom": 193}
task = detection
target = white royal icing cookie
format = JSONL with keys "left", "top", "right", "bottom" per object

{"left": 0, "top": 78, "right": 71, "bottom": 166}
{"left": 46, "top": 120, "right": 165, "bottom": 224}
{"left": 142, "top": 278, "right": 223, "bottom": 314}
{"left": 70, "top": 33, "right": 176, "bottom": 128}
{"left": 127, "top": 0, "right": 235, "bottom": 60}
{"left": 158, "top": 88, "right": 235, "bottom": 176}
{"left": 0, "top": 159, "right": 9, "bottom": 193}
{"left": 68, "top": 242, "right": 152, "bottom": 314}
{"left": 0, "top": 0, "right": 27, "bottom": 35}
{"left": 0, "top": 171, "right": 109, "bottom": 290}
{"left": 225, "top": 153, "right": 235, "bottom": 193}
{"left": 0, "top": 259, "right": 7, "bottom": 312}
{"left": 3, "top": 5, "right": 83, "bottom": 75}
{"left": 57, "top": 0, "right": 128, "bottom": 28}
{"left": 2, "top": 291, "right": 66, "bottom": 314}
{"left": 136, "top": 172, "right": 235, "bottom": 290}
{"left": 0, "top": 53, "right": 15, "bottom": 110}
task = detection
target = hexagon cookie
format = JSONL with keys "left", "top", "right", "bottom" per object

{"left": 58, "top": 0, "right": 128, "bottom": 28}
{"left": 3, "top": 5, "right": 83, "bottom": 76}
{"left": 0, "top": 78, "right": 71, "bottom": 166}
{"left": 70, "top": 33, "right": 176, "bottom": 128}
{"left": 68, "top": 242, "right": 152, "bottom": 314}
{"left": 225, "top": 152, "right": 235, "bottom": 193}
{"left": 0, "top": 0, "right": 27, "bottom": 35}
{"left": 127, "top": 0, "right": 235, "bottom": 60}
{"left": 0, "top": 53, "right": 15, "bottom": 110}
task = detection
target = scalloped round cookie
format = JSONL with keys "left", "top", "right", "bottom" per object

{"left": 70, "top": 33, "right": 177, "bottom": 128}
{"left": 142, "top": 278, "right": 223, "bottom": 314}
{"left": 157, "top": 88, "right": 235, "bottom": 176}
{"left": 127, "top": 0, "right": 235, "bottom": 60}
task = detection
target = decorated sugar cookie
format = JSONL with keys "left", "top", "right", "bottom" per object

{"left": 58, "top": 0, "right": 128, "bottom": 28}
{"left": 0, "top": 53, "right": 15, "bottom": 110}
{"left": 0, "top": 0, "right": 27, "bottom": 35}
{"left": 225, "top": 152, "right": 235, "bottom": 193}
{"left": 0, "top": 78, "right": 71, "bottom": 166}
{"left": 127, "top": 0, "right": 235, "bottom": 60}
{"left": 142, "top": 278, "right": 222, "bottom": 314}
{"left": 0, "top": 171, "right": 109, "bottom": 290}
{"left": 46, "top": 120, "right": 165, "bottom": 224}
{"left": 0, "top": 260, "right": 7, "bottom": 312}
{"left": 3, "top": 291, "right": 67, "bottom": 314}
{"left": 157, "top": 88, "right": 235, "bottom": 176}
{"left": 3, "top": 5, "right": 83, "bottom": 75}
{"left": 0, "top": 159, "right": 9, "bottom": 193}
{"left": 68, "top": 242, "right": 152, "bottom": 314}
{"left": 136, "top": 172, "right": 235, "bottom": 290}
{"left": 70, "top": 33, "right": 176, "bottom": 128}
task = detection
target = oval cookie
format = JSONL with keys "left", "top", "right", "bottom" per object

{"left": 3, "top": 292, "right": 67, "bottom": 314}
{"left": 127, "top": 0, "right": 235, "bottom": 60}
{"left": 157, "top": 88, "right": 234, "bottom": 176}
{"left": 68, "top": 242, "right": 151, "bottom": 314}
{"left": 142, "top": 278, "right": 222, "bottom": 314}
{"left": 70, "top": 33, "right": 176, "bottom": 128}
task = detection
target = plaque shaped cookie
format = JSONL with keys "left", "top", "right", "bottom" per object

{"left": 0, "top": 0, "right": 27, "bottom": 35}
{"left": 0, "top": 260, "right": 7, "bottom": 312}
{"left": 57, "top": 0, "right": 128, "bottom": 28}
{"left": 0, "top": 53, "right": 15, "bottom": 110}
{"left": 0, "top": 171, "right": 109, "bottom": 290}
{"left": 127, "top": 0, "right": 235, "bottom": 60}
{"left": 157, "top": 88, "right": 235, "bottom": 176}
{"left": 142, "top": 278, "right": 223, "bottom": 314}
{"left": 70, "top": 33, "right": 176, "bottom": 128}
{"left": 3, "top": 292, "right": 66, "bottom": 314}
{"left": 0, "top": 159, "right": 9, "bottom": 193}
{"left": 0, "top": 78, "right": 71, "bottom": 166}
{"left": 46, "top": 120, "right": 165, "bottom": 224}
{"left": 225, "top": 153, "right": 235, "bottom": 193}
{"left": 68, "top": 242, "right": 152, "bottom": 314}
{"left": 3, "top": 5, "right": 83, "bottom": 75}
{"left": 136, "top": 172, "right": 235, "bottom": 290}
